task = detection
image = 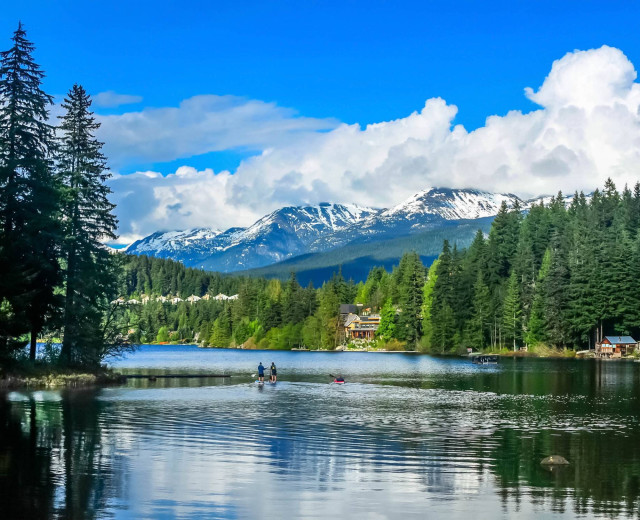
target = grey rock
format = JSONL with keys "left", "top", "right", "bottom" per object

{"left": 541, "top": 455, "right": 569, "bottom": 465}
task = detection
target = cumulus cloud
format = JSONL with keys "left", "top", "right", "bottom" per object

{"left": 97, "top": 95, "right": 339, "bottom": 169}
{"left": 109, "top": 45, "right": 640, "bottom": 243}
{"left": 93, "top": 90, "right": 143, "bottom": 108}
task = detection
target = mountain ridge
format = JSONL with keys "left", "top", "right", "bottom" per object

{"left": 125, "top": 187, "right": 525, "bottom": 274}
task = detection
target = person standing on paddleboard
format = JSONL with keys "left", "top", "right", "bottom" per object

{"left": 258, "top": 362, "right": 265, "bottom": 383}
{"left": 270, "top": 362, "right": 277, "bottom": 382}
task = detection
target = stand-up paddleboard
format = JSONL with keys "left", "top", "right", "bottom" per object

{"left": 255, "top": 380, "right": 264, "bottom": 385}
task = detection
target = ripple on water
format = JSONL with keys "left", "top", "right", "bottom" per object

{"left": 6, "top": 353, "right": 640, "bottom": 519}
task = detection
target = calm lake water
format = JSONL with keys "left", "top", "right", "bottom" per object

{"left": 3, "top": 345, "right": 640, "bottom": 519}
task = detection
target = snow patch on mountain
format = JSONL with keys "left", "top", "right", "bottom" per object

{"left": 381, "top": 187, "right": 521, "bottom": 221}
{"left": 126, "top": 227, "right": 224, "bottom": 255}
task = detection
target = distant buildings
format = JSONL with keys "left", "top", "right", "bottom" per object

{"left": 110, "top": 293, "right": 239, "bottom": 306}
{"left": 215, "top": 293, "right": 238, "bottom": 301}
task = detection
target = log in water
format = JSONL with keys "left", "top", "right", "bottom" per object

{"left": 122, "top": 373, "right": 230, "bottom": 378}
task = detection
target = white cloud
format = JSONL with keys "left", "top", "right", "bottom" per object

{"left": 97, "top": 95, "right": 339, "bottom": 169}
{"left": 93, "top": 90, "right": 143, "bottom": 108}
{"left": 108, "top": 45, "right": 640, "bottom": 243}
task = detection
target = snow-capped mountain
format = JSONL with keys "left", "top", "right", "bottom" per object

{"left": 307, "top": 187, "right": 522, "bottom": 250}
{"left": 126, "top": 203, "right": 379, "bottom": 271}
{"left": 126, "top": 188, "right": 524, "bottom": 273}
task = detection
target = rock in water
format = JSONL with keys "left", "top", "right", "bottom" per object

{"left": 541, "top": 455, "right": 569, "bottom": 465}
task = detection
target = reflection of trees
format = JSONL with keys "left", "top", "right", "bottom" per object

{"left": 488, "top": 428, "right": 640, "bottom": 517}
{"left": 58, "top": 389, "right": 120, "bottom": 519}
{"left": 0, "top": 397, "right": 56, "bottom": 519}
{"left": 0, "top": 391, "right": 122, "bottom": 520}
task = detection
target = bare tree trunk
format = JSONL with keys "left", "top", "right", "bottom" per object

{"left": 29, "top": 328, "right": 37, "bottom": 361}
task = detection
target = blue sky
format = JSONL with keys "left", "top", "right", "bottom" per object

{"left": 4, "top": 1, "right": 640, "bottom": 241}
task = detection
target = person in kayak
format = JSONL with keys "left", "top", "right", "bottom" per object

{"left": 334, "top": 375, "right": 345, "bottom": 383}
{"left": 270, "top": 362, "right": 277, "bottom": 382}
{"left": 257, "top": 362, "right": 265, "bottom": 382}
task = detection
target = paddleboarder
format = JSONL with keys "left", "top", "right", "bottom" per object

{"left": 270, "top": 362, "right": 277, "bottom": 382}
{"left": 257, "top": 362, "right": 265, "bottom": 383}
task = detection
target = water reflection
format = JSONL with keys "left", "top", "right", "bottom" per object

{"left": 2, "top": 351, "right": 640, "bottom": 518}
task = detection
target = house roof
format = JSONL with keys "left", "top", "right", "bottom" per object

{"left": 604, "top": 335, "right": 637, "bottom": 345}
{"left": 344, "top": 313, "right": 359, "bottom": 327}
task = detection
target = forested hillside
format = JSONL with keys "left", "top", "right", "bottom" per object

{"left": 120, "top": 253, "right": 423, "bottom": 349}
{"left": 241, "top": 217, "right": 493, "bottom": 285}
{"left": 424, "top": 179, "right": 640, "bottom": 352}
{"left": 121, "top": 254, "right": 352, "bottom": 348}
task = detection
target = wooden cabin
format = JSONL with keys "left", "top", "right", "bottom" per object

{"left": 596, "top": 336, "right": 638, "bottom": 358}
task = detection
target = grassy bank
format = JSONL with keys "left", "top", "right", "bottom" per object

{"left": 0, "top": 362, "right": 125, "bottom": 389}
{"left": 479, "top": 344, "right": 577, "bottom": 358}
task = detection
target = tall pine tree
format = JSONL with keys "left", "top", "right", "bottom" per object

{"left": 0, "top": 23, "right": 61, "bottom": 359}
{"left": 57, "top": 84, "right": 118, "bottom": 366}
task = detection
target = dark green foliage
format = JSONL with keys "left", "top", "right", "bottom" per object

{"left": 428, "top": 179, "right": 640, "bottom": 351}
{"left": 376, "top": 299, "right": 396, "bottom": 341}
{"left": 467, "top": 271, "right": 491, "bottom": 349}
{"left": 502, "top": 271, "right": 522, "bottom": 350}
{"left": 0, "top": 24, "right": 61, "bottom": 359}
{"left": 58, "top": 84, "right": 122, "bottom": 366}
{"left": 395, "top": 252, "right": 425, "bottom": 345}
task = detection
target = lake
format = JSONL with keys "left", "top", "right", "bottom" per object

{"left": 2, "top": 345, "right": 640, "bottom": 519}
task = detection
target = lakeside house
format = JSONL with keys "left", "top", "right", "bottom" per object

{"left": 596, "top": 336, "right": 638, "bottom": 358}
{"left": 186, "top": 295, "right": 201, "bottom": 304}
{"left": 343, "top": 312, "right": 381, "bottom": 340}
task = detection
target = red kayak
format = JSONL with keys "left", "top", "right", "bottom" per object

{"left": 333, "top": 379, "right": 345, "bottom": 384}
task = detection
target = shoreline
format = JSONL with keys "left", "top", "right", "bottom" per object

{"left": 0, "top": 366, "right": 125, "bottom": 390}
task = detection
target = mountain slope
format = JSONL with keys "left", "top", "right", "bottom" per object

{"left": 126, "top": 203, "right": 379, "bottom": 271}
{"left": 240, "top": 217, "right": 496, "bottom": 286}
